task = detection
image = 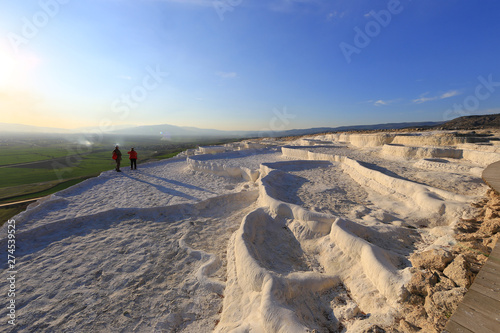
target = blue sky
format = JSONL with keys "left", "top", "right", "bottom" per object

{"left": 1, "top": 0, "right": 499, "bottom": 131}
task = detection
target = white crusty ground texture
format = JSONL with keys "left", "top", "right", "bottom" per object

{"left": 1, "top": 131, "right": 498, "bottom": 333}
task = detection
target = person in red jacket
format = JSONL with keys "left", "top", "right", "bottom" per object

{"left": 128, "top": 147, "right": 138, "bottom": 170}
{"left": 112, "top": 145, "right": 122, "bottom": 172}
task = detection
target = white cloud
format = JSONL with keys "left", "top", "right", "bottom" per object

{"left": 374, "top": 99, "right": 389, "bottom": 106}
{"left": 412, "top": 92, "right": 434, "bottom": 104}
{"left": 117, "top": 75, "right": 132, "bottom": 80}
{"left": 216, "top": 71, "right": 237, "bottom": 79}
{"left": 367, "top": 99, "right": 399, "bottom": 106}
{"left": 440, "top": 90, "right": 461, "bottom": 99}
{"left": 413, "top": 90, "right": 461, "bottom": 104}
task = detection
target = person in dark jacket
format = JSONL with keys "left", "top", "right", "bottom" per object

{"left": 112, "top": 145, "right": 122, "bottom": 172}
{"left": 128, "top": 148, "right": 137, "bottom": 170}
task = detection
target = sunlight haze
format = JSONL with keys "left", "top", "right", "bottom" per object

{"left": 1, "top": 0, "right": 499, "bottom": 131}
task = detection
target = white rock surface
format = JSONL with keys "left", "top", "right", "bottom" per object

{"left": 0, "top": 132, "right": 491, "bottom": 332}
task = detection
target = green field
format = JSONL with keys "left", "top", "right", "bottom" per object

{"left": 0, "top": 147, "right": 70, "bottom": 166}
{"left": 0, "top": 133, "right": 241, "bottom": 222}
{"left": 0, "top": 205, "right": 30, "bottom": 226}
{"left": 0, "top": 152, "right": 112, "bottom": 188}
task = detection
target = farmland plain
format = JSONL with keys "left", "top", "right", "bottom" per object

{"left": 0, "top": 132, "right": 241, "bottom": 222}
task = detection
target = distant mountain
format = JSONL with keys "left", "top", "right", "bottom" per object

{"left": 73, "top": 124, "right": 136, "bottom": 133}
{"left": 110, "top": 124, "right": 249, "bottom": 138}
{"left": 0, "top": 120, "right": 446, "bottom": 138}
{"left": 271, "top": 121, "right": 444, "bottom": 137}
{"left": 110, "top": 121, "right": 446, "bottom": 138}
{"left": 436, "top": 113, "right": 500, "bottom": 130}
{"left": 0, "top": 123, "right": 71, "bottom": 134}
{"left": 0, "top": 122, "right": 244, "bottom": 137}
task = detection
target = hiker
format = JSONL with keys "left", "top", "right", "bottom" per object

{"left": 128, "top": 147, "right": 138, "bottom": 170}
{"left": 112, "top": 145, "right": 122, "bottom": 172}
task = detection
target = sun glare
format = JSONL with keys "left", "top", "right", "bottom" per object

{"left": 0, "top": 49, "right": 16, "bottom": 87}
{"left": 0, "top": 46, "right": 41, "bottom": 88}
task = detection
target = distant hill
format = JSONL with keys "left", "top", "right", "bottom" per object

{"left": 0, "top": 123, "right": 134, "bottom": 135}
{"left": 0, "top": 123, "right": 71, "bottom": 134}
{"left": 1, "top": 120, "right": 446, "bottom": 138}
{"left": 113, "top": 121, "right": 446, "bottom": 138}
{"left": 436, "top": 114, "right": 500, "bottom": 130}
{"left": 110, "top": 124, "right": 244, "bottom": 137}
{"left": 273, "top": 121, "right": 444, "bottom": 137}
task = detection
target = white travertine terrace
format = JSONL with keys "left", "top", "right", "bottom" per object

{"left": 1, "top": 132, "right": 496, "bottom": 332}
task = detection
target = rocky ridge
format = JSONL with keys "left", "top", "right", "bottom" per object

{"left": 396, "top": 189, "right": 500, "bottom": 332}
